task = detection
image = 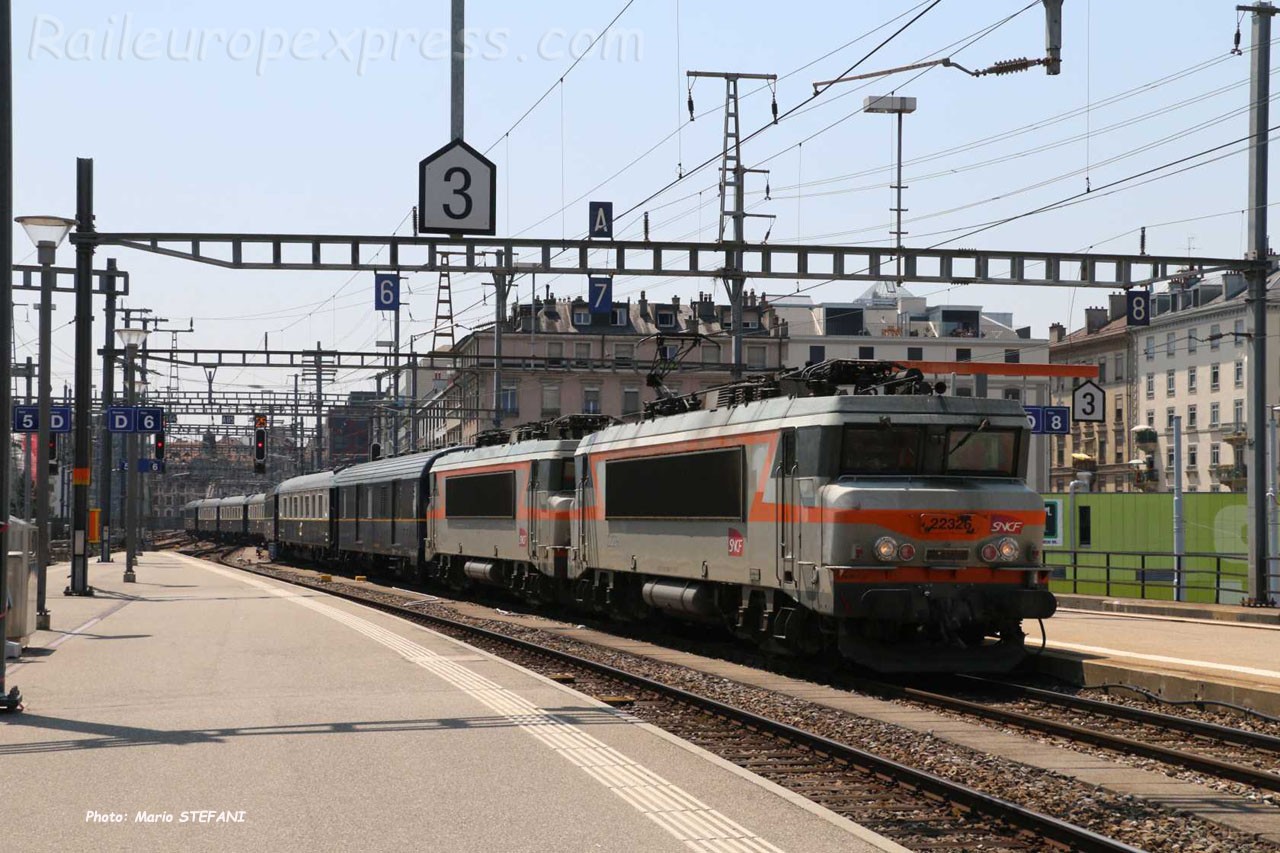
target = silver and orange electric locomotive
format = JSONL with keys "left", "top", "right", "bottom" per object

{"left": 260, "top": 360, "right": 1053, "bottom": 672}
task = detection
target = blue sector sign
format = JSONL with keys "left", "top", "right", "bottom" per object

{"left": 374, "top": 273, "right": 400, "bottom": 311}
{"left": 1024, "top": 406, "right": 1044, "bottom": 434}
{"left": 589, "top": 202, "right": 614, "bottom": 238}
{"left": 106, "top": 407, "right": 137, "bottom": 434}
{"left": 589, "top": 277, "right": 613, "bottom": 315}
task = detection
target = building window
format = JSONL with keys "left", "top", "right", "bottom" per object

{"left": 546, "top": 341, "right": 563, "bottom": 366}
{"left": 658, "top": 343, "right": 680, "bottom": 362}
{"left": 1165, "top": 332, "right": 1175, "bottom": 356}
{"left": 1165, "top": 407, "right": 1175, "bottom": 429}
{"left": 1210, "top": 402, "right": 1220, "bottom": 427}
{"left": 541, "top": 385, "right": 561, "bottom": 418}
{"left": 1004, "top": 349, "right": 1019, "bottom": 364}
{"left": 858, "top": 345, "right": 875, "bottom": 360}
{"left": 1144, "top": 335, "right": 1155, "bottom": 361}
{"left": 1235, "top": 359, "right": 1244, "bottom": 386}
{"left": 742, "top": 315, "right": 760, "bottom": 330}
{"left": 1099, "top": 436, "right": 1108, "bottom": 464}
{"left": 747, "top": 345, "right": 767, "bottom": 368}
{"left": 1114, "top": 400, "right": 1124, "bottom": 423}
{"left": 1210, "top": 363, "right": 1220, "bottom": 390}
{"left": 1235, "top": 318, "right": 1245, "bottom": 346}
{"left": 499, "top": 385, "right": 518, "bottom": 416}
{"left": 656, "top": 309, "right": 675, "bottom": 328}
{"left": 907, "top": 346, "right": 922, "bottom": 361}
{"left": 1188, "top": 327, "right": 1198, "bottom": 353}
{"left": 1188, "top": 444, "right": 1198, "bottom": 468}
{"left": 614, "top": 344, "right": 634, "bottom": 366}
{"left": 1114, "top": 354, "right": 1124, "bottom": 381}
{"left": 1187, "top": 404, "right": 1197, "bottom": 430}
{"left": 574, "top": 342, "right": 591, "bottom": 366}
{"left": 1187, "top": 366, "right": 1197, "bottom": 393}
{"left": 956, "top": 348, "right": 971, "bottom": 362}
{"left": 1056, "top": 437, "right": 1065, "bottom": 467}
{"left": 1166, "top": 369, "right": 1175, "bottom": 395}
{"left": 1146, "top": 373, "right": 1155, "bottom": 398}
{"left": 573, "top": 309, "right": 590, "bottom": 326}
{"left": 1234, "top": 399, "right": 1244, "bottom": 424}
{"left": 1211, "top": 443, "right": 1221, "bottom": 466}
{"left": 1098, "top": 360, "right": 1107, "bottom": 384}
{"left": 1146, "top": 410, "right": 1154, "bottom": 427}
{"left": 583, "top": 386, "right": 601, "bottom": 415}
{"left": 1115, "top": 444, "right": 1124, "bottom": 464}
{"left": 810, "top": 345, "right": 827, "bottom": 364}
{"left": 1003, "top": 387, "right": 1021, "bottom": 401}
{"left": 702, "top": 343, "right": 720, "bottom": 365}
{"left": 611, "top": 307, "right": 628, "bottom": 327}
{"left": 622, "top": 386, "right": 641, "bottom": 416}
{"left": 1166, "top": 446, "right": 1175, "bottom": 469}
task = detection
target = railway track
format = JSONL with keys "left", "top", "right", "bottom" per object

{"left": 211, "top": 549, "right": 1144, "bottom": 853}
{"left": 865, "top": 675, "right": 1280, "bottom": 794}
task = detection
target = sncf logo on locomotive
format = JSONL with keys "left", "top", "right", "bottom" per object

{"left": 518, "top": 528, "right": 528, "bottom": 547}
{"left": 727, "top": 528, "right": 745, "bottom": 557}
{"left": 989, "top": 514, "right": 1026, "bottom": 535}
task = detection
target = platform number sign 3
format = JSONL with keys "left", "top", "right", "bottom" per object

{"left": 1126, "top": 289, "right": 1151, "bottom": 327}
{"left": 1071, "top": 380, "right": 1105, "bottom": 423}
{"left": 589, "top": 277, "right": 613, "bottom": 316}
{"left": 417, "top": 139, "right": 497, "bottom": 236}
{"left": 374, "top": 273, "right": 400, "bottom": 312}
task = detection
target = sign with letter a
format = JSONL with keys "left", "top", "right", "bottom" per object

{"left": 589, "top": 202, "right": 614, "bottom": 239}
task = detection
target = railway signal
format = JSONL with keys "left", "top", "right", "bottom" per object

{"left": 47, "top": 435, "right": 58, "bottom": 475}
{"left": 254, "top": 413, "right": 267, "bottom": 474}
{"left": 154, "top": 432, "right": 165, "bottom": 461}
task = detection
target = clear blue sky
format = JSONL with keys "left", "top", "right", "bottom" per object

{"left": 12, "top": 0, "right": 1273, "bottom": 396}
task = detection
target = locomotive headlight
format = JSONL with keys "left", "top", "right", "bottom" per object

{"left": 874, "top": 537, "right": 899, "bottom": 562}
{"left": 980, "top": 543, "right": 1000, "bottom": 563}
{"left": 997, "top": 537, "right": 1020, "bottom": 562}
{"left": 898, "top": 543, "right": 916, "bottom": 561}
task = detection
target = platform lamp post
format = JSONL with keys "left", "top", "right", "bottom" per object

{"left": 861, "top": 96, "right": 917, "bottom": 293}
{"left": 116, "top": 325, "right": 148, "bottom": 581}
{"left": 15, "top": 215, "right": 75, "bottom": 629}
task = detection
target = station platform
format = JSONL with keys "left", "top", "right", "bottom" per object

{"left": 0, "top": 552, "right": 902, "bottom": 853}
{"left": 1032, "top": 596, "right": 1280, "bottom": 715}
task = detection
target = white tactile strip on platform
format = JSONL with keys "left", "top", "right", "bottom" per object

{"left": 200, "top": 562, "right": 784, "bottom": 853}
{"left": 1047, "top": 640, "right": 1280, "bottom": 682}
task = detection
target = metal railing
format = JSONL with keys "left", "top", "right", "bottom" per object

{"left": 1043, "top": 548, "right": 1266, "bottom": 605}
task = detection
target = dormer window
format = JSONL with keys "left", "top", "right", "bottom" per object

{"left": 573, "top": 309, "right": 590, "bottom": 326}
{"left": 656, "top": 310, "right": 676, "bottom": 328}
{"left": 742, "top": 315, "right": 759, "bottom": 330}
{"left": 611, "top": 307, "right": 628, "bottom": 327}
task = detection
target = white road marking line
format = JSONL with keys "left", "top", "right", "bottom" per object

{"left": 1046, "top": 640, "right": 1280, "bottom": 681}
{"left": 197, "top": 560, "right": 785, "bottom": 852}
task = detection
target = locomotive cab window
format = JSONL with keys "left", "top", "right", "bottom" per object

{"left": 943, "top": 427, "right": 1020, "bottom": 477}
{"left": 840, "top": 425, "right": 924, "bottom": 475}
{"left": 446, "top": 471, "right": 517, "bottom": 518}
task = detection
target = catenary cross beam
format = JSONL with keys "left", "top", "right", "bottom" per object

{"left": 72, "top": 232, "right": 1262, "bottom": 288}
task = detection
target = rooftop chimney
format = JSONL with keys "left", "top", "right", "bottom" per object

{"left": 1084, "top": 306, "right": 1109, "bottom": 334}
{"left": 638, "top": 290, "right": 648, "bottom": 315}
{"left": 1049, "top": 322, "right": 1066, "bottom": 343}
{"left": 1108, "top": 292, "right": 1127, "bottom": 322}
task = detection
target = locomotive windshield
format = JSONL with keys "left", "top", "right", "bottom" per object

{"left": 840, "top": 425, "right": 924, "bottom": 475}
{"left": 943, "top": 427, "right": 1020, "bottom": 477}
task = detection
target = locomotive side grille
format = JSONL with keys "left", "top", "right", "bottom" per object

{"left": 925, "top": 548, "right": 970, "bottom": 562}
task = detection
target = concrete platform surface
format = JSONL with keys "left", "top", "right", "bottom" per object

{"left": 1053, "top": 593, "right": 1280, "bottom": 626}
{"left": 1033, "top": 607, "right": 1280, "bottom": 714}
{"left": 0, "top": 552, "right": 903, "bottom": 853}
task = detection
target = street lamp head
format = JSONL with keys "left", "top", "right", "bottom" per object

{"left": 115, "top": 327, "right": 150, "bottom": 349}
{"left": 15, "top": 215, "right": 76, "bottom": 248}
{"left": 863, "top": 95, "right": 917, "bottom": 114}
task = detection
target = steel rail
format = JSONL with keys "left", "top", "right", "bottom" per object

{"left": 860, "top": 677, "right": 1280, "bottom": 792}
{"left": 212, "top": 552, "right": 1142, "bottom": 853}
{"left": 960, "top": 675, "right": 1280, "bottom": 754}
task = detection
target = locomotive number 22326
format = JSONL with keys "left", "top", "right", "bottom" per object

{"left": 920, "top": 513, "right": 976, "bottom": 535}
